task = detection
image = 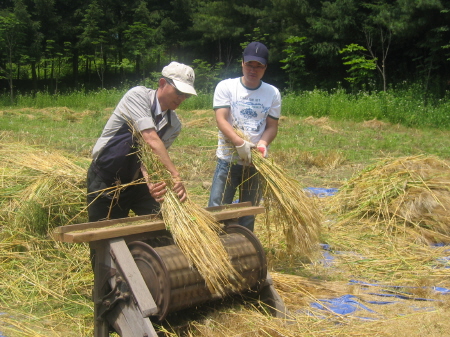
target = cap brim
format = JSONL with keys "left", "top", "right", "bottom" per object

{"left": 172, "top": 80, "right": 197, "bottom": 96}
{"left": 243, "top": 55, "right": 267, "bottom": 65}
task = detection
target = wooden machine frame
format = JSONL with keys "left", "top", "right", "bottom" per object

{"left": 53, "top": 202, "right": 288, "bottom": 337}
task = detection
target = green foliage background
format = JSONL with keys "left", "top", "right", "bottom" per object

{"left": 0, "top": 0, "right": 450, "bottom": 97}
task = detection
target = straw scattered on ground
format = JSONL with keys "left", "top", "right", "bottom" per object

{"left": 362, "top": 118, "right": 390, "bottom": 129}
{"left": 327, "top": 155, "right": 450, "bottom": 244}
{"left": 0, "top": 141, "right": 89, "bottom": 234}
{"left": 3, "top": 111, "right": 450, "bottom": 336}
{"left": 302, "top": 116, "right": 339, "bottom": 133}
{"left": 298, "top": 150, "right": 346, "bottom": 169}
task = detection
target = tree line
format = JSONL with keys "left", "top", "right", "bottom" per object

{"left": 1, "top": 0, "right": 450, "bottom": 100}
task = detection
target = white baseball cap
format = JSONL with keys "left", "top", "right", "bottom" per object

{"left": 162, "top": 61, "right": 197, "bottom": 96}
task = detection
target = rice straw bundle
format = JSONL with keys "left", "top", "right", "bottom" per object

{"left": 229, "top": 128, "right": 321, "bottom": 259}
{"left": 134, "top": 132, "right": 242, "bottom": 295}
{"left": 328, "top": 155, "right": 450, "bottom": 244}
{"left": 0, "top": 142, "right": 88, "bottom": 234}
{"left": 251, "top": 149, "right": 322, "bottom": 259}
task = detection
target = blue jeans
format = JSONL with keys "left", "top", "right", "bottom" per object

{"left": 208, "top": 159, "right": 262, "bottom": 231}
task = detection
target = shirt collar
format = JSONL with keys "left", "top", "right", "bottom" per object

{"left": 155, "top": 98, "right": 166, "bottom": 116}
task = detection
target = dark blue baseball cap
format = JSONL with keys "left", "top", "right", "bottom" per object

{"left": 243, "top": 42, "right": 269, "bottom": 65}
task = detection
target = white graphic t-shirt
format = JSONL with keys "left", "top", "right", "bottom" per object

{"left": 213, "top": 77, "right": 281, "bottom": 163}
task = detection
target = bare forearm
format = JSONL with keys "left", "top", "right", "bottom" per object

{"left": 258, "top": 118, "right": 278, "bottom": 146}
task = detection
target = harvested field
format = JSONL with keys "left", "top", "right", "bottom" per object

{"left": 1, "top": 111, "right": 450, "bottom": 337}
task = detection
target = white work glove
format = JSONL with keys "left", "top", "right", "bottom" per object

{"left": 236, "top": 140, "right": 255, "bottom": 163}
{"left": 257, "top": 144, "right": 268, "bottom": 158}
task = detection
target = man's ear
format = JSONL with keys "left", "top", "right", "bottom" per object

{"left": 159, "top": 77, "right": 167, "bottom": 88}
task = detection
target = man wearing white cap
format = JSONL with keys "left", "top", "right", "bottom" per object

{"left": 87, "top": 61, "right": 197, "bottom": 221}
{"left": 208, "top": 42, "right": 282, "bottom": 231}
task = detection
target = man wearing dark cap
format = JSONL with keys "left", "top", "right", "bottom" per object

{"left": 87, "top": 61, "right": 196, "bottom": 221}
{"left": 208, "top": 42, "right": 282, "bottom": 231}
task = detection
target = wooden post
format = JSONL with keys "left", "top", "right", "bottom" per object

{"left": 91, "top": 240, "right": 110, "bottom": 337}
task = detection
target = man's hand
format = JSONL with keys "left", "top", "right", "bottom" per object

{"left": 148, "top": 178, "right": 187, "bottom": 203}
{"left": 148, "top": 181, "right": 166, "bottom": 203}
{"left": 257, "top": 143, "right": 268, "bottom": 158}
{"left": 172, "top": 175, "right": 187, "bottom": 202}
{"left": 236, "top": 140, "right": 255, "bottom": 164}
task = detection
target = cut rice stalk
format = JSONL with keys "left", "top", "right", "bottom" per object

{"left": 135, "top": 132, "right": 243, "bottom": 295}
{"left": 231, "top": 129, "right": 322, "bottom": 259}
{"left": 251, "top": 150, "right": 322, "bottom": 259}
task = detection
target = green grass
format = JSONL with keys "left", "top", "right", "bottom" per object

{"left": 0, "top": 88, "right": 212, "bottom": 111}
{"left": 282, "top": 87, "right": 450, "bottom": 129}
{"left": 2, "top": 85, "right": 449, "bottom": 129}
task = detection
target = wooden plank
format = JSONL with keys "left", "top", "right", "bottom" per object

{"left": 53, "top": 205, "right": 265, "bottom": 243}
{"left": 54, "top": 220, "right": 166, "bottom": 243}
{"left": 54, "top": 213, "right": 160, "bottom": 234}
{"left": 203, "top": 201, "right": 252, "bottom": 212}
{"left": 92, "top": 242, "right": 110, "bottom": 337}
{"left": 107, "top": 301, "right": 158, "bottom": 337}
{"left": 212, "top": 206, "right": 265, "bottom": 221}
{"left": 109, "top": 238, "right": 158, "bottom": 318}
{"left": 54, "top": 202, "right": 253, "bottom": 234}
{"left": 99, "top": 239, "right": 158, "bottom": 337}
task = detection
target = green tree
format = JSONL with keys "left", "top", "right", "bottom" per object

{"left": 443, "top": 8, "right": 450, "bottom": 60}
{"left": 123, "top": 0, "right": 157, "bottom": 80}
{"left": 0, "top": 10, "right": 25, "bottom": 102}
{"left": 240, "top": 27, "right": 269, "bottom": 50}
{"left": 77, "top": 0, "right": 109, "bottom": 87}
{"left": 43, "top": 40, "right": 72, "bottom": 94}
{"left": 191, "top": 1, "right": 245, "bottom": 66}
{"left": 13, "top": 0, "right": 43, "bottom": 94}
{"left": 280, "top": 36, "right": 307, "bottom": 91}
{"left": 362, "top": 2, "right": 397, "bottom": 92}
{"left": 124, "top": 22, "right": 155, "bottom": 80}
{"left": 191, "top": 59, "right": 224, "bottom": 93}
{"left": 339, "top": 43, "right": 376, "bottom": 89}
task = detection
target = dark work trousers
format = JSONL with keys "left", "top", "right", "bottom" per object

{"left": 86, "top": 164, "right": 161, "bottom": 268}
{"left": 86, "top": 164, "right": 160, "bottom": 221}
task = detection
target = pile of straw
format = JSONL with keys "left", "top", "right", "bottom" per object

{"left": 0, "top": 141, "right": 89, "bottom": 234}
{"left": 328, "top": 155, "right": 450, "bottom": 244}
{"left": 251, "top": 149, "right": 322, "bottom": 260}
{"left": 0, "top": 231, "right": 93, "bottom": 336}
{"left": 135, "top": 133, "right": 242, "bottom": 295}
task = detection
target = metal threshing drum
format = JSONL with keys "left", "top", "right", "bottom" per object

{"left": 128, "top": 225, "right": 267, "bottom": 321}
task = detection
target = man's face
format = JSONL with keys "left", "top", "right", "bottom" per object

{"left": 158, "top": 78, "right": 191, "bottom": 111}
{"left": 242, "top": 61, "right": 267, "bottom": 86}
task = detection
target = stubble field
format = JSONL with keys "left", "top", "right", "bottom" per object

{"left": 1, "top": 105, "right": 450, "bottom": 336}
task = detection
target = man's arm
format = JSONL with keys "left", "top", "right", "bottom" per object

{"left": 258, "top": 116, "right": 279, "bottom": 147}
{"left": 141, "top": 128, "right": 187, "bottom": 202}
{"left": 215, "top": 107, "right": 245, "bottom": 146}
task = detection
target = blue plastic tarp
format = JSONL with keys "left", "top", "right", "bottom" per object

{"left": 310, "top": 294, "right": 376, "bottom": 315}
{"left": 433, "top": 286, "right": 450, "bottom": 294}
{"left": 304, "top": 187, "right": 338, "bottom": 198}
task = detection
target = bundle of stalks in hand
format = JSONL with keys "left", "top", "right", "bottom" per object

{"left": 134, "top": 132, "right": 242, "bottom": 295}
{"left": 328, "top": 155, "right": 450, "bottom": 244}
{"left": 251, "top": 150, "right": 322, "bottom": 259}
